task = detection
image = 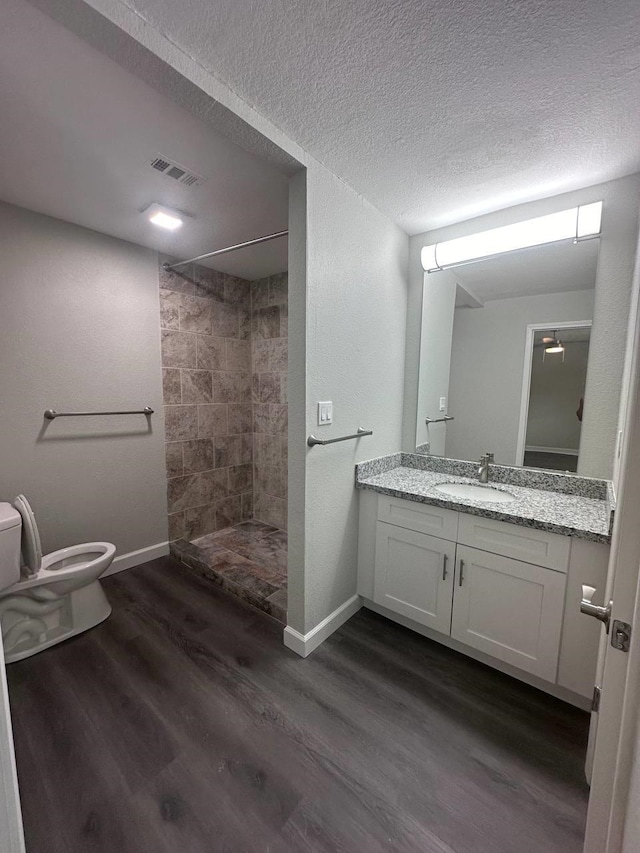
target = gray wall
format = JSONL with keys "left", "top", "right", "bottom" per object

{"left": 526, "top": 340, "right": 590, "bottom": 451}
{"left": 404, "top": 175, "right": 640, "bottom": 480}
{"left": 0, "top": 201, "right": 167, "bottom": 557}
{"left": 300, "top": 167, "right": 408, "bottom": 633}
{"left": 446, "top": 290, "right": 594, "bottom": 465}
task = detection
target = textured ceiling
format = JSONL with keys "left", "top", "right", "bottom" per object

{"left": 0, "top": 0, "right": 289, "bottom": 279}
{"left": 120, "top": 0, "right": 640, "bottom": 233}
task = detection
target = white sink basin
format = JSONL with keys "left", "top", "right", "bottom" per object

{"left": 434, "top": 482, "right": 516, "bottom": 503}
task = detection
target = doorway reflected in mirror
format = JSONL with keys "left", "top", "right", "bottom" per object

{"left": 521, "top": 325, "right": 592, "bottom": 472}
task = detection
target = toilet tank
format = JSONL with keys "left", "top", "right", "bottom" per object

{"left": 0, "top": 503, "right": 21, "bottom": 592}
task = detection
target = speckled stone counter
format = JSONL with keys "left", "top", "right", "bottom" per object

{"left": 356, "top": 453, "right": 614, "bottom": 543}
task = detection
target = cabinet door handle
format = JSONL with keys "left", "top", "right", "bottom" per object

{"left": 442, "top": 553, "right": 448, "bottom": 580}
{"left": 459, "top": 559, "right": 465, "bottom": 587}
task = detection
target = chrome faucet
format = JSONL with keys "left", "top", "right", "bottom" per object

{"left": 478, "top": 452, "right": 494, "bottom": 484}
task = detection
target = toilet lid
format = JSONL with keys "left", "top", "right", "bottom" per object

{"left": 13, "top": 495, "right": 42, "bottom": 575}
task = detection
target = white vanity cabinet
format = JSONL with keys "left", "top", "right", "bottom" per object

{"left": 374, "top": 524, "right": 456, "bottom": 634}
{"left": 358, "top": 491, "right": 609, "bottom": 707}
{"left": 450, "top": 545, "right": 566, "bottom": 681}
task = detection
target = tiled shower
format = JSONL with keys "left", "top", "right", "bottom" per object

{"left": 159, "top": 256, "right": 288, "bottom": 543}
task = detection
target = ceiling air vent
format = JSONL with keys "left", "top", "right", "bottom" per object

{"left": 149, "top": 154, "right": 207, "bottom": 189}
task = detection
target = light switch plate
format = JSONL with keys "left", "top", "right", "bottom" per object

{"left": 439, "top": 396, "right": 447, "bottom": 412}
{"left": 318, "top": 401, "right": 333, "bottom": 425}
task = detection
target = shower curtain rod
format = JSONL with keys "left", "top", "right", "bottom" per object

{"left": 162, "top": 229, "right": 289, "bottom": 271}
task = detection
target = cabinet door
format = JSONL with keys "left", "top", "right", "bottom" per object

{"left": 374, "top": 522, "right": 455, "bottom": 634}
{"left": 451, "top": 545, "right": 566, "bottom": 681}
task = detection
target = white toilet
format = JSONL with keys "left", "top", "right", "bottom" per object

{"left": 0, "top": 496, "right": 114, "bottom": 663}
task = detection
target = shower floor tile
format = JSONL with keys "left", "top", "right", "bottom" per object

{"left": 170, "top": 521, "right": 287, "bottom": 621}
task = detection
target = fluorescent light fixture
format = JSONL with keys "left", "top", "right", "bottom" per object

{"left": 421, "top": 201, "right": 603, "bottom": 272}
{"left": 144, "top": 203, "right": 184, "bottom": 231}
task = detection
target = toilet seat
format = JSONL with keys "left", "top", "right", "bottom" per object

{"left": 11, "top": 495, "right": 116, "bottom": 590}
{"left": 14, "top": 494, "right": 41, "bottom": 577}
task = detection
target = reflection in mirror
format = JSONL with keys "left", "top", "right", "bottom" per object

{"left": 415, "top": 236, "right": 599, "bottom": 472}
{"left": 521, "top": 325, "right": 591, "bottom": 472}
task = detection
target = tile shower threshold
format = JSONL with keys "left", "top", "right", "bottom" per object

{"left": 170, "top": 520, "right": 287, "bottom": 623}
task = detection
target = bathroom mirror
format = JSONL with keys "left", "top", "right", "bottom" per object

{"left": 414, "top": 236, "right": 601, "bottom": 472}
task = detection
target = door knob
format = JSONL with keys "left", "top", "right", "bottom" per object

{"left": 581, "top": 584, "right": 612, "bottom": 633}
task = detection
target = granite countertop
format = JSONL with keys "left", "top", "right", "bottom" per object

{"left": 355, "top": 454, "right": 614, "bottom": 544}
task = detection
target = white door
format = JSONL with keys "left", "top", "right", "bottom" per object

{"left": 451, "top": 545, "right": 566, "bottom": 681}
{"left": 583, "top": 242, "right": 640, "bottom": 852}
{"left": 374, "top": 522, "right": 455, "bottom": 634}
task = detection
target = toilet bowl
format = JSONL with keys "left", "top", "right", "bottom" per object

{"left": 0, "top": 496, "right": 114, "bottom": 663}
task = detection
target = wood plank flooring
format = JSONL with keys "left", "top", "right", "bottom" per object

{"left": 7, "top": 556, "right": 589, "bottom": 852}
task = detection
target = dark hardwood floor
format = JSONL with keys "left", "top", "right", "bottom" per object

{"left": 7, "top": 556, "right": 589, "bottom": 853}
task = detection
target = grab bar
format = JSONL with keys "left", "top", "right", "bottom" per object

{"left": 44, "top": 407, "right": 153, "bottom": 420}
{"left": 425, "top": 415, "right": 454, "bottom": 425}
{"left": 307, "top": 427, "right": 373, "bottom": 447}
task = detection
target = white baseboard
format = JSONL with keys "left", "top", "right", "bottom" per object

{"left": 103, "top": 541, "right": 170, "bottom": 577}
{"left": 283, "top": 594, "right": 362, "bottom": 658}
{"left": 525, "top": 445, "right": 579, "bottom": 456}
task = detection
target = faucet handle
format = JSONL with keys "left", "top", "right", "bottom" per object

{"left": 486, "top": 452, "right": 494, "bottom": 463}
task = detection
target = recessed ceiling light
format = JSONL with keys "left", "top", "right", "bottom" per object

{"left": 143, "top": 203, "right": 185, "bottom": 231}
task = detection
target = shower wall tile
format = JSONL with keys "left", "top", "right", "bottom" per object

{"left": 241, "top": 492, "right": 253, "bottom": 521}
{"left": 225, "top": 277, "right": 251, "bottom": 308}
{"left": 238, "top": 309, "right": 251, "bottom": 340}
{"left": 161, "top": 330, "right": 197, "bottom": 368}
{"left": 197, "top": 404, "right": 228, "bottom": 438}
{"left": 201, "top": 469, "right": 228, "bottom": 504}
{"left": 251, "top": 273, "right": 288, "bottom": 530}
{"left": 269, "top": 273, "right": 288, "bottom": 306}
{"left": 183, "top": 439, "right": 214, "bottom": 474}
{"left": 216, "top": 495, "right": 242, "bottom": 528}
{"left": 213, "top": 434, "right": 242, "bottom": 468}
{"left": 181, "top": 369, "right": 213, "bottom": 404}
{"left": 229, "top": 463, "right": 253, "bottom": 494}
{"left": 227, "top": 403, "right": 252, "bottom": 435}
{"left": 252, "top": 339, "right": 270, "bottom": 372}
{"left": 212, "top": 371, "right": 251, "bottom": 403}
{"left": 168, "top": 511, "right": 185, "bottom": 541}
{"left": 159, "top": 256, "right": 287, "bottom": 538}
{"left": 196, "top": 335, "right": 225, "bottom": 370}
{"left": 184, "top": 504, "right": 218, "bottom": 540}
{"left": 165, "top": 442, "right": 183, "bottom": 478}
{"left": 179, "top": 296, "right": 212, "bottom": 335}
{"left": 165, "top": 405, "right": 198, "bottom": 441}
{"left": 159, "top": 290, "right": 181, "bottom": 329}
{"left": 162, "top": 368, "right": 181, "bottom": 404}
{"left": 167, "top": 474, "right": 202, "bottom": 514}
{"left": 211, "top": 303, "right": 239, "bottom": 337}
{"left": 193, "top": 266, "right": 225, "bottom": 302}
{"left": 158, "top": 255, "right": 196, "bottom": 295}
{"left": 258, "top": 373, "right": 281, "bottom": 404}
{"left": 253, "top": 305, "right": 280, "bottom": 339}
{"left": 226, "top": 339, "right": 251, "bottom": 372}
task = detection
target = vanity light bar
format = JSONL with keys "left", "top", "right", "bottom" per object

{"left": 421, "top": 201, "right": 603, "bottom": 272}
